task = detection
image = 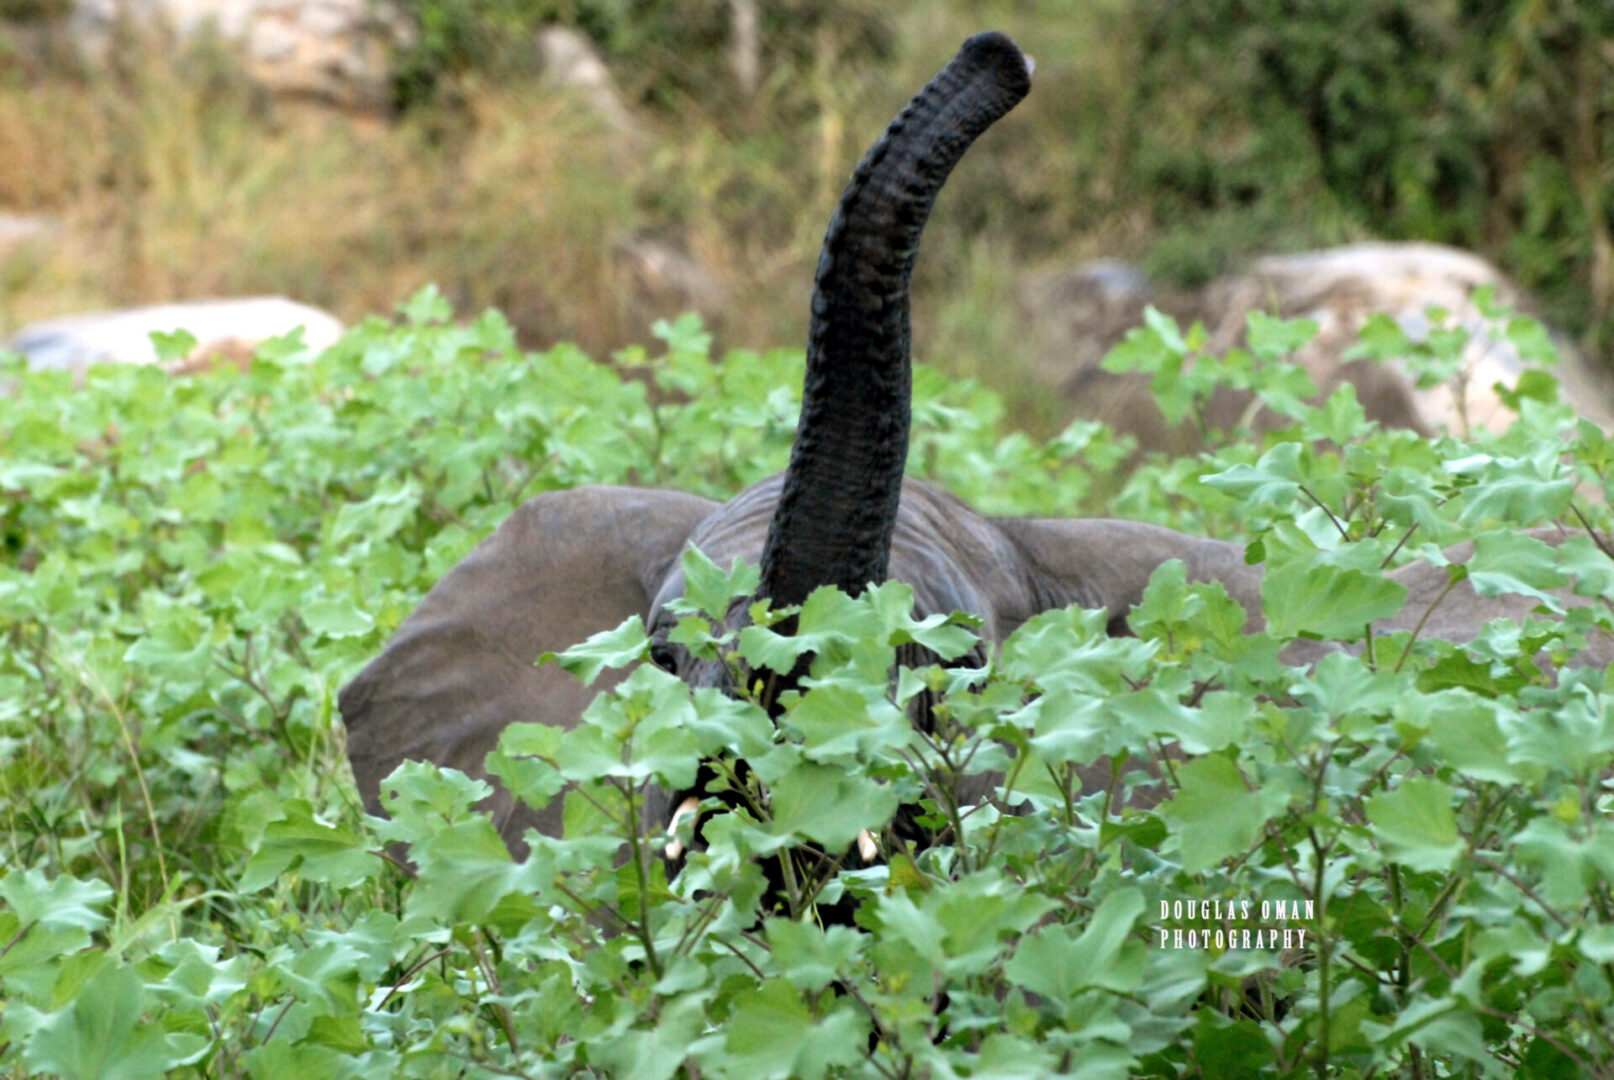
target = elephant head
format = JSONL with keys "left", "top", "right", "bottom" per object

{"left": 338, "top": 32, "right": 1613, "bottom": 855}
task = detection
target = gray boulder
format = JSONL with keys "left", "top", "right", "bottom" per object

{"left": 1020, "top": 243, "right": 1614, "bottom": 451}
{"left": 535, "top": 26, "right": 641, "bottom": 140}
{"left": 7, "top": 296, "right": 343, "bottom": 376}
{"left": 64, "top": 0, "right": 412, "bottom": 109}
{"left": 0, "top": 214, "right": 60, "bottom": 262}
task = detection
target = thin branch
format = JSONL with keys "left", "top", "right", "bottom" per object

{"left": 1379, "top": 523, "right": 1420, "bottom": 570}
{"left": 714, "top": 935, "right": 768, "bottom": 980}
{"left": 1393, "top": 575, "right": 1463, "bottom": 674}
{"left": 1472, "top": 855, "right": 1572, "bottom": 931}
{"left": 1570, "top": 501, "right": 1614, "bottom": 561}
{"left": 368, "top": 846, "right": 418, "bottom": 880}
{"left": 377, "top": 947, "right": 452, "bottom": 1009}
{"left": 65, "top": 652, "right": 172, "bottom": 909}
{"left": 1299, "top": 485, "right": 1350, "bottom": 539}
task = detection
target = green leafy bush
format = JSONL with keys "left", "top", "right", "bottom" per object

{"left": 1, "top": 289, "right": 1612, "bottom": 1076}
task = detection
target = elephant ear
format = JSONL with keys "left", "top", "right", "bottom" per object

{"left": 338, "top": 485, "right": 717, "bottom": 848}
{"left": 994, "top": 517, "right": 1268, "bottom": 631}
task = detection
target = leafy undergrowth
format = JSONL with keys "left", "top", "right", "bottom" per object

{"left": 2, "top": 288, "right": 1613, "bottom": 1077}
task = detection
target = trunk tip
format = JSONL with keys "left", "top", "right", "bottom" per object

{"left": 961, "top": 31, "right": 1034, "bottom": 91}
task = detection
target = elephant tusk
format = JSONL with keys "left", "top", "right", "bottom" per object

{"left": 664, "top": 795, "right": 702, "bottom": 861}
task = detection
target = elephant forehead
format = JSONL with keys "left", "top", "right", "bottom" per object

{"left": 648, "top": 473, "right": 1030, "bottom": 639}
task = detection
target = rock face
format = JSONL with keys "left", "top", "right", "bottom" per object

{"left": 7, "top": 297, "right": 343, "bottom": 376}
{"left": 1020, "top": 243, "right": 1614, "bottom": 451}
{"left": 535, "top": 26, "right": 641, "bottom": 139}
{"left": 1017, "top": 260, "right": 1154, "bottom": 391}
{"left": 612, "top": 235, "right": 727, "bottom": 330}
{"left": 64, "top": 0, "right": 412, "bottom": 109}
{"left": 0, "top": 214, "right": 60, "bottom": 261}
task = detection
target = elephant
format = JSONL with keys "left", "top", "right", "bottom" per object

{"left": 339, "top": 31, "right": 1613, "bottom": 859}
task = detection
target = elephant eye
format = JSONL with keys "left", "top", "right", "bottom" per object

{"left": 649, "top": 640, "right": 678, "bottom": 672}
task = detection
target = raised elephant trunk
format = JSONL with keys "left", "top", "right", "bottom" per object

{"left": 340, "top": 33, "right": 1613, "bottom": 868}
{"left": 757, "top": 32, "right": 1033, "bottom": 607}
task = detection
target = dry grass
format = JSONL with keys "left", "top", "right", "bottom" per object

{"left": 0, "top": 3, "right": 1181, "bottom": 432}
{"left": 0, "top": 46, "right": 649, "bottom": 344}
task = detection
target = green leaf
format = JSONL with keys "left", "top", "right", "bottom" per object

{"left": 486, "top": 723, "right": 569, "bottom": 813}
{"left": 1407, "top": 1009, "right": 1493, "bottom": 1071}
{"left": 373, "top": 760, "right": 493, "bottom": 835}
{"left": 1189, "top": 1013, "right": 1278, "bottom": 1079}
{"left": 1346, "top": 312, "right": 1413, "bottom": 362}
{"left": 1005, "top": 888, "right": 1146, "bottom": 1000}
{"left": 1505, "top": 315, "right": 1560, "bottom": 366}
{"left": 1246, "top": 311, "right": 1319, "bottom": 356}
{"left": 24, "top": 963, "right": 204, "bottom": 1080}
{"left": 672, "top": 543, "right": 758, "bottom": 620}
{"left": 1466, "top": 531, "right": 1568, "bottom": 611}
{"left": 1263, "top": 559, "right": 1406, "bottom": 640}
{"left": 721, "top": 980, "right": 868, "bottom": 1080}
{"left": 1558, "top": 533, "right": 1614, "bottom": 599}
{"left": 869, "top": 583, "right": 981, "bottom": 661}
{"left": 1000, "top": 605, "right": 1155, "bottom": 695}
{"left": 1517, "top": 1036, "right": 1584, "bottom": 1080}
{"left": 737, "top": 620, "right": 814, "bottom": 673}
{"left": 398, "top": 282, "right": 453, "bottom": 325}
{"left": 1456, "top": 472, "right": 1573, "bottom": 528}
{"left": 1409, "top": 691, "right": 1526, "bottom": 784}
{"left": 252, "top": 325, "right": 313, "bottom": 364}
{"left": 1511, "top": 818, "right": 1614, "bottom": 908}
{"left": 1364, "top": 777, "right": 1462, "bottom": 872}
{"left": 1129, "top": 560, "right": 1251, "bottom": 661}
{"left": 0, "top": 868, "right": 113, "bottom": 936}
{"left": 145, "top": 940, "right": 250, "bottom": 1013}
{"left": 560, "top": 663, "right": 702, "bottom": 788}
{"left": 1160, "top": 757, "right": 1285, "bottom": 872}
{"left": 1414, "top": 648, "right": 1531, "bottom": 697}
{"left": 238, "top": 799, "right": 375, "bottom": 892}
{"left": 405, "top": 820, "right": 538, "bottom": 923}
{"left": 1156, "top": 690, "right": 1254, "bottom": 754}
{"left": 1497, "top": 368, "right": 1562, "bottom": 412}
{"left": 875, "top": 872, "right": 1059, "bottom": 977}
{"left": 1307, "top": 383, "right": 1373, "bottom": 443}
{"left": 300, "top": 593, "right": 374, "bottom": 638}
{"left": 769, "top": 762, "right": 898, "bottom": 851}
{"left": 783, "top": 682, "right": 907, "bottom": 762}
{"left": 652, "top": 311, "right": 714, "bottom": 357}
{"left": 1200, "top": 441, "right": 1304, "bottom": 511}
{"left": 1293, "top": 651, "right": 1409, "bottom": 720}
{"left": 0, "top": 870, "right": 114, "bottom": 1003}
{"left": 238, "top": 1042, "right": 348, "bottom": 1078}
{"left": 1128, "top": 559, "right": 1198, "bottom": 638}
{"left": 765, "top": 918, "right": 866, "bottom": 991}
{"left": 542, "top": 615, "right": 649, "bottom": 684}
{"left": 588, "top": 995, "right": 709, "bottom": 1080}
{"left": 149, "top": 328, "right": 198, "bottom": 364}
{"left": 1144, "top": 305, "right": 1189, "bottom": 357}
{"left": 122, "top": 603, "right": 211, "bottom": 681}
{"left": 329, "top": 478, "right": 421, "bottom": 547}
{"left": 1577, "top": 925, "right": 1614, "bottom": 964}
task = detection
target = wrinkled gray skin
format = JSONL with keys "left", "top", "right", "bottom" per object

{"left": 340, "top": 32, "right": 1613, "bottom": 857}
